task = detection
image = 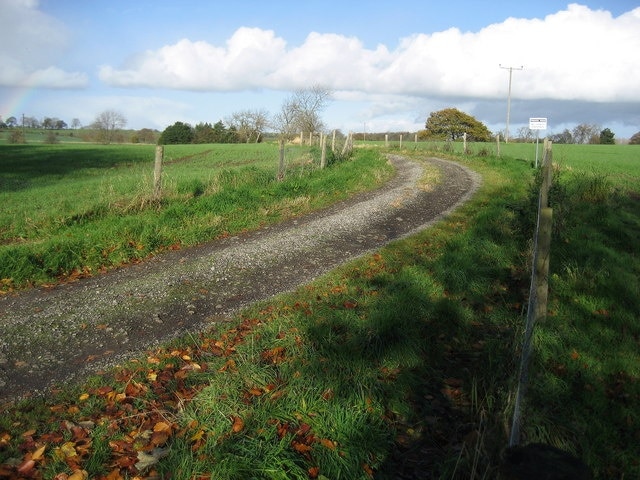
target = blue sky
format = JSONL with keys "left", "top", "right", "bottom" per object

{"left": 1, "top": 0, "right": 639, "bottom": 139}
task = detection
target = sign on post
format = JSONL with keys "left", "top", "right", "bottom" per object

{"left": 529, "top": 118, "right": 548, "bottom": 167}
{"left": 529, "top": 117, "right": 547, "bottom": 130}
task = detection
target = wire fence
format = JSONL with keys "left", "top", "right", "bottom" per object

{"left": 509, "top": 139, "right": 554, "bottom": 446}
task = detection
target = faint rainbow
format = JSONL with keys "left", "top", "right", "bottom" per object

{"left": 1, "top": 86, "right": 37, "bottom": 121}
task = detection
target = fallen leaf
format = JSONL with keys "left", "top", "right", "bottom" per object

{"left": 68, "top": 470, "right": 88, "bottom": 480}
{"left": 17, "top": 459, "right": 35, "bottom": 475}
{"left": 292, "top": 441, "right": 313, "bottom": 453}
{"left": 31, "top": 444, "right": 46, "bottom": 460}
{"left": 135, "top": 447, "right": 169, "bottom": 472}
{"left": 104, "top": 469, "right": 124, "bottom": 480}
{"left": 150, "top": 431, "right": 170, "bottom": 447}
{"left": 231, "top": 416, "right": 244, "bottom": 433}
{"left": 57, "top": 441, "right": 78, "bottom": 459}
{"left": 320, "top": 438, "right": 336, "bottom": 450}
{"left": 261, "top": 347, "right": 286, "bottom": 364}
{"left": 153, "top": 421, "right": 172, "bottom": 433}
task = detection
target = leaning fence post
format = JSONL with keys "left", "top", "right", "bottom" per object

{"left": 153, "top": 145, "right": 164, "bottom": 200}
{"left": 278, "top": 139, "right": 286, "bottom": 180}
{"left": 320, "top": 133, "right": 327, "bottom": 169}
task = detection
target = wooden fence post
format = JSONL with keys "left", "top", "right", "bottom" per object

{"left": 535, "top": 207, "right": 553, "bottom": 324}
{"left": 540, "top": 140, "right": 553, "bottom": 208}
{"left": 320, "top": 133, "right": 327, "bottom": 169}
{"left": 385, "top": 134, "right": 389, "bottom": 148}
{"left": 399, "top": 134, "right": 403, "bottom": 150}
{"left": 496, "top": 134, "right": 501, "bottom": 157}
{"left": 278, "top": 139, "right": 285, "bottom": 180}
{"left": 463, "top": 132, "right": 467, "bottom": 154}
{"left": 153, "top": 145, "right": 164, "bottom": 200}
{"left": 331, "top": 129, "right": 336, "bottom": 153}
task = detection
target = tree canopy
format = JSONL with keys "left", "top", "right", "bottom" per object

{"left": 599, "top": 128, "right": 615, "bottom": 145}
{"left": 629, "top": 131, "right": 640, "bottom": 145}
{"left": 422, "top": 108, "right": 491, "bottom": 142}
{"left": 158, "top": 121, "right": 194, "bottom": 145}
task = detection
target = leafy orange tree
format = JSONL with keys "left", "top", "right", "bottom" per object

{"left": 422, "top": 107, "right": 492, "bottom": 142}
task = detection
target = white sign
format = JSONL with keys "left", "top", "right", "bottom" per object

{"left": 529, "top": 117, "right": 548, "bottom": 130}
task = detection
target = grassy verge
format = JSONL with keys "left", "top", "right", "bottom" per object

{"left": 0, "top": 143, "right": 392, "bottom": 291}
{"left": 1, "top": 144, "right": 639, "bottom": 479}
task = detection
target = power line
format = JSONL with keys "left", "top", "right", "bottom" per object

{"left": 499, "top": 64, "right": 523, "bottom": 143}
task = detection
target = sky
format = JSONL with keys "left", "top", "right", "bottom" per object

{"left": 1, "top": 0, "right": 639, "bottom": 139}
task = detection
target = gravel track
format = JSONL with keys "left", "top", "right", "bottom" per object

{"left": 0, "top": 155, "right": 480, "bottom": 403}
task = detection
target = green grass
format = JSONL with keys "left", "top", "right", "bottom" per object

{"left": 0, "top": 143, "right": 392, "bottom": 290}
{"left": 1, "top": 142, "right": 639, "bottom": 479}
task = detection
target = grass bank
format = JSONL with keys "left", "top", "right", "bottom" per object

{"left": 1, "top": 143, "right": 639, "bottom": 479}
{"left": 0, "top": 143, "right": 392, "bottom": 291}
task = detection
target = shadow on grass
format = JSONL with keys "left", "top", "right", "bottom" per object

{"left": 0, "top": 144, "right": 154, "bottom": 192}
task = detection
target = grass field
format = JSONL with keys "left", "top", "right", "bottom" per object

{"left": 0, "top": 142, "right": 391, "bottom": 290}
{"left": 0, "top": 141, "right": 639, "bottom": 479}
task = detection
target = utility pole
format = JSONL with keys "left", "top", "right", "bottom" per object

{"left": 499, "top": 64, "right": 523, "bottom": 143}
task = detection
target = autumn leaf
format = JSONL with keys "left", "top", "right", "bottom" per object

{"left": 231, "top": 416, "right": 244, "bottom": 433}
{"left": 17, "top": 459, "right": 35, "bottom": 475}
{"left": 343, "top": 300, "right": 358, "bottom": 309}
{"left": 55, "top": 441, "right": 78, "bottom": 460}
{"left": 153, "top": 421, "right": 172, "bottom": 433}
{"left": 320, "top": 438, "right": 336, "bottom": 450}
{"left": 135, "top": 447, "right": 169, "bottom": 472}
{"left": 292, "top": 441, "right": 313, "bottom": 453}
{"left": 103, "top": 469, "right": 124, "bottom": 480}
{"left": 218, "top": 358, "right": 237, "bottom": 372}
{"left": 31, "top": 444, "right": 46, "bottom": 460}
{"left": 261, "top": 346, "right": 286, "bottom": 364}
{"left": 68, "top": 470, "right": 88, "bottom": 480}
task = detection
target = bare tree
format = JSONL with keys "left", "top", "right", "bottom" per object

{"left": 92, "top": 110, "right": 127, "bottom": 144}
{"left": 273, "top": 85, "right": 333, "bottom": 140}
{"left": 226, "top": 109, "right": 269, "bottom": 143}
{"left": 572, "top": 123, "right": 600, "bottom": 144}
{"left": 517, "top": 126, "right": 533, "bottom": 142}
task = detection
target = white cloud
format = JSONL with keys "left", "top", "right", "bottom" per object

{"left": 0, "top": 0, "right": 89, "bottom": 88}
{"left": 100, "top": 4, "right": 640, "bottom": 104}
{"left": 100, "top": 28, "right": 287, "bottom": 90}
